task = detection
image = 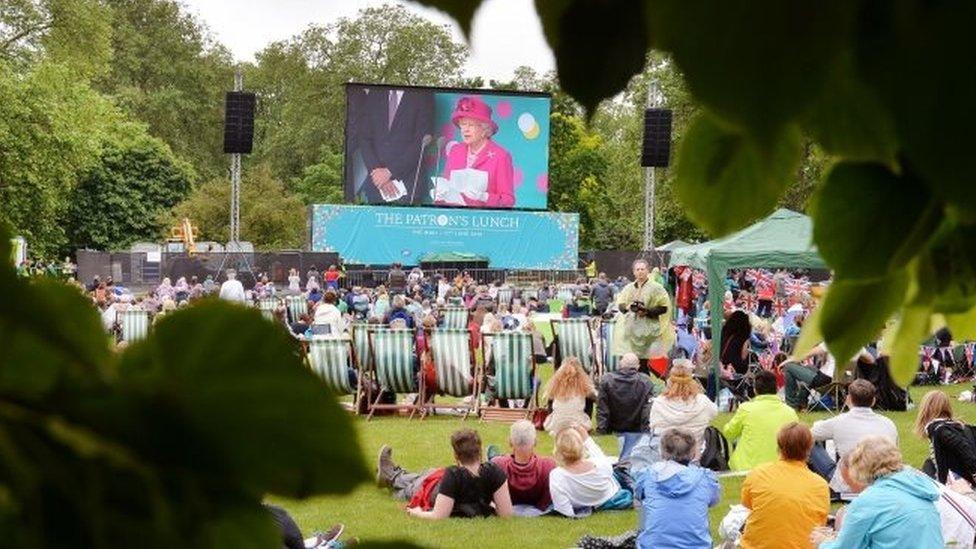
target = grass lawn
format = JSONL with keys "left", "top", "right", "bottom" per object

{"left": 275, "top": 383, "right": 976, "bottom": 548}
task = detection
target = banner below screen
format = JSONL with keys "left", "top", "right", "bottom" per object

{"left": 310, "top": 205, "right": 578, "bottom": 269}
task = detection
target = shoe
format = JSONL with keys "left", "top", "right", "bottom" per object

{"left": 307, "top": 524, "right": 343, "bottom": 547}
{"left": 376, "top": 445, "right": 395, "bottom": 488}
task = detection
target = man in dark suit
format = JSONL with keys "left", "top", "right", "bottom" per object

{"left": 352, "top": 87, "right": 434, "bottom": 205}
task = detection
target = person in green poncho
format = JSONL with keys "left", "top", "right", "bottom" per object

{"left": 612, "top": 259, "right": 675, "bottom": 371}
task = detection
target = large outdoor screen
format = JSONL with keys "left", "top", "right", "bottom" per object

{"left": 343, "top": 83, "right": 551, "bottom": 210}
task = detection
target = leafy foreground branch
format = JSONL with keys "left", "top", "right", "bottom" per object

{"left": 417, "top": 0, "right": 976, "bottom": 383}
{"left": 0, "top": 230, "right": 412, "bottom": 547}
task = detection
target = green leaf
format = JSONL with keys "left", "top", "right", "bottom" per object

{"left": 886, "top": 304, "right": 933, "bottom": 387}
{"left": 409, "top": 0, "right": 483, "bottom": 39}
{"left": 922, "top": 223, "right": 976, "bottom": 314}
{"left": 115, "top": 302, "right": 368, "bottom": 498}
{"left": 535, "top": 0, "right": 649, "bottom": 114}
{"left": 200, "top": 503, "right": 280, "bottom": 549}
{"left": 650, "top": 0, "right": 853, "bottom": 141}
{"left": 820, "top": 270, "right": 909, "bottom": 365}
{"left": 674, "top": 114, "right": 801, "bottom": 236}
{"left": 811, "top": 161, "right": 941, "bottom": 280}
{"left": 945, "top": 306, "right": 976, "bottom": 341}
{"left": 801, "top": 52, "right": 898, "bottom": 163}
{"left": 857, "top": 0, "right": 976, "bottom": 218}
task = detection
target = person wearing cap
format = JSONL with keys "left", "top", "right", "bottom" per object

{"left": 439, "top": 96, "right": 515, "bottom": 208}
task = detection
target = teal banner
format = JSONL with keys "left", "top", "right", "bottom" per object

{"left": 310, "top": 205, "right": 578, "bottom": 269}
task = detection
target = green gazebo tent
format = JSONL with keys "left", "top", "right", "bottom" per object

{"left": 668, "top": 208, "right": 826, "bottom": 379}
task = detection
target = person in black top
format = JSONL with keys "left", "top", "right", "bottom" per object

{"left": 377, "top": 429, "right": 513, "bottom": 519}
{"left": 719, "top": 310, "right": 752, "bottom": 376}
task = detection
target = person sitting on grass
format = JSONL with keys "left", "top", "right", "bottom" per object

{"left": 549, "top": 425, "right": 631, "bottom": 518}
{"left": 542, "top": 357, "right": 597, "bottom": 437}
{"left": 487, "top": 420, "right": 557, "bottom": 516}
{"left": 376, "top": 429, "right": 513, "bottom": 519}
{"left": 723, "top": 370, "right": 798, "bottom": 471}
{"left": 740, "top": 422, "right": 829, "bottom": 549}
{"left": 636, "top": 428, "right": 720, "bottom": 549}
{"left": 647, "top": 359, "right": 718, "bottom": 446}
{"left": 812, "top": 436, "right": 943, "bottom": 548}
{"left": 915, "top": 390, "right": 976, "bottom": 487}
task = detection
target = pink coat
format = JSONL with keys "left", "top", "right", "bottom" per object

{"left": 441, "top": 140, "right": 515, "bottom": 208}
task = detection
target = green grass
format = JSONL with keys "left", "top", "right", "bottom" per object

{"left": 274, "top": 384, "right": 976, "bottom": 548}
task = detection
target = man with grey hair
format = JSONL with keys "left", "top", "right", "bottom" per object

{"left": 597, "top": 352, "right": 655, "bottom": 436}
{"left": 488, "top": 420, "right": 556, "bottom": 516}
{"left": 613, "top": 258, "right": 674, "bottom": 375}
{"left": 636, "top": 427, "right": 720, "bottom": 548}
{"left": 218, "top": 269, "right": 246, "bottom": 304}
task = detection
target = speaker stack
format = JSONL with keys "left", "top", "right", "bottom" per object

{"left": 641, "top": 108, "right": 673, "bottom": 168}
{"left": 223, "top": 91, "right": 256, "bottom": 154}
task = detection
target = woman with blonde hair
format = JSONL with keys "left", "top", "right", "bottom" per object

{"left": 812, "top": 436, "right": 943, "bottom": 548}
{"left": 542, "top": 357, "right": 596, "bottom": 437}
{"left": 549, "top": 426, "right": 628, "bottom": 517}
{"left": 915, "top": 390, "right": 976, "bottom": 486}
{"left": 647, "top": 359, "right": 717, "bottom": 444}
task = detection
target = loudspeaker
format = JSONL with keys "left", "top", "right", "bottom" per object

{"left": 223, "top": 92, "right": 256, "bottom": 154}
{"left": 641, "top": 108, "right": 672, "bottom": 167}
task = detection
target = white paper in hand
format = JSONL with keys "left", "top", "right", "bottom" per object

{"left": 432, "top": 176, "right": 465, "bottom": 205}
{"left": 379, "top": 179, "right": 407, "bottom": 202}
{"left": 451, "top": 168, "right": 488, "bottom": 200}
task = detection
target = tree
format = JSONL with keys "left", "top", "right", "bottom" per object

{"left": 289, "top": 150, "right": 344, "bottom": 205}
{"left": 0, "top": 0, "right": 113, "bottom": 77}
{"left": 0, "top": 61, "right": 119, "bottom": 257}
{"left": 96, "top": 0, "right": 234, "bottom": 179}
{"left": 165, "top": 163, "right": 306, "bottom": 249}
{"left": 67, "top": 123, "right": 196, "bottom": 251}
{"left": 247, "top": 4, "right": 468, "bottom": 181}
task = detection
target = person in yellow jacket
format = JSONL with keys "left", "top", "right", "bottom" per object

{"left": 612, "top": 259, "right": 675, "bottom": 369}
{"left": 723, "top": 370, "right": 799, "bottom": 471}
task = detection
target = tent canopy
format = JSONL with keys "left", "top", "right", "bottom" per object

{"left": 656, "top": 239, "right": 691, "bottom": 252}
{"left": 668, "top": 208, "right": 826, "bottom": 376}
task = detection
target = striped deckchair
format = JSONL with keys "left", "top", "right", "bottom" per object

{"left": 480, "top": 331, "right": 536, "bottom": 422}
{"left": 441, "top": 306, "right": 469, "bottom": 330}
{"left": 117, "top": 309, "right": 150, "bottom": 342}
{"left": 284, "top": 295, "right": 308, "bottom": 324}
{"left": 257, "top": 297, "right": 280, "bottom": 321}
{"left": 556, "top": 287, "right": 574, "bottom": 301}
{"left": 551, "top": 317, "right": 598, "bottom": 375}
{"left": 425, "top": 328, "right": 477, "bottom": 419}
{"left": 367, "top": 327, "right": 421, "bottom": 420}
{"left": 520, "top": 288, "right": 539, "bottom": 302}
{"left": 350, "top": 323, "right": 372, "bottom": 372}
{"left": 600, "top": 318, "right": 620, "bottom": 373}
{"left": 496, "top": 287, "right": 514, "bottom": 305}
{"left": 306, "top": 337, "right": 363, "bottom": 412}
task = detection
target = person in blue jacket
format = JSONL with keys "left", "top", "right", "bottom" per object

{"left": 635, "top": 427, "right": 720, "bottom": 548}
{"left": 814, "top": 436, "right": 944, "bottom": 549}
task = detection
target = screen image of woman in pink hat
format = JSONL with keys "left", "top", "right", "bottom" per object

{"left": 435, "top": 96, "right": 516, "bottom": 208}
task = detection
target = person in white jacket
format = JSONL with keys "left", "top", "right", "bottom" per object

{"left": 548, "top": 426, "right": 624, "bottom": 517}
{"left": 218, "top": 269, "right": 246, "bottom": 304}
{"left": 312, "top": 290, "right": 345, "bottom": 336}
{"left": 647, "top": 359, "right": 718, "bottom": 444}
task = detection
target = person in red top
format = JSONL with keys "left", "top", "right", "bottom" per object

{"left": 488, "top": 420, "right": 557, "bottom": 516}
{"left": 755, "top": 274, "right": 776, "bottom": 318}
{"left": 323, "top": 264, "right": 341, "bottom": 291}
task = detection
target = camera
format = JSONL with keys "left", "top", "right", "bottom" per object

{"left": 629, "top": 301, "right": 646, "bottom": 314}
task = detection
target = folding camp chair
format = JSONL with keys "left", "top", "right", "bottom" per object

{"left": 953, "top": 343, "right": 975, "bottom": 379}
{"left": 117, "top": 309, "right": 150, "bottom": 343}
{"left": 441, "top": 306, "right": 469, "bottom": 330}
{"left": 424, "top": 328, "right": 477, "bottom": 419}
{"left": 480, "top": 331, "right": 536, "bottom": 423}
{"left": 496, "top": 287, "right": 514, "bottom": 306}
{"left": 367, "top": 327, "right": 422, "bottom": 420}
{"left": 306, "top": 336, "right": 365, "bottom": 413}
{"left": 257, "top": 297, "right": 280, "bottom": 321}
{"left": 600, "top": 318, "right": 620, "bottom": 373}
{"left": 284, "top": 295, "right": 308, "bottom": 324}
{"left": 551, "top": 317, "right": 598, "bottom": 376}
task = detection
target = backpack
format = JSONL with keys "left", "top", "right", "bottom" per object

{"left": 700, "top": 426, "right": 730, "bottom": 472}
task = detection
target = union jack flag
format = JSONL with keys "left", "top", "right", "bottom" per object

{"left": 965, "top": 343, "right": 975, "bottom": 366}
{"left": 920, "top": 346, "right": 936, "bottom": 365}
{"left": 772, "top": 298, "right": 789, "bottom": 318}
{"left": 785, "top": 276, "right": 810, "bottom": 297}
{"left": 692, "top": 270, "right": 707, "bottom": 289}
{"left": 748, "top": 269, "right": 774, "bottom": 288}
{"left": 757, "top": 351, "right": 776, "bottom": 370}
{"left": 737, "top": 292, "right": 758, "bottom": 312}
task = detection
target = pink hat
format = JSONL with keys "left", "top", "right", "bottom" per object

{"left": 451, "top": 96, "right": 498, "bottom": 135}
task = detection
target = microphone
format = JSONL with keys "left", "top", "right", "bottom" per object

{"left": 409, "top": 134, "right": 433, "bottom": 204}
